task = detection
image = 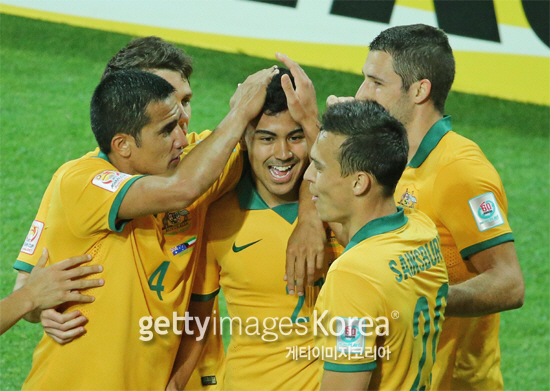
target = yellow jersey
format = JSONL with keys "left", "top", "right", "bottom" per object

{"left": 16, "top": 131, "right": 241, "bottom": 390}
{"left": 194, "top": 170, "right": 343, "bottom": 391}
{"left": 395, "top": 116, "right": 513, "bottom": 390}
{"left": 315, "top": 207, "right": 449, "bottom": 391}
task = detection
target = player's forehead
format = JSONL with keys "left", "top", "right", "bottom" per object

{"left": 149, "top": 69, "right": 192, "bottom": 99}
{"left": 364, "top": 50, "right": 397, "bottom": 78}
{"left": 253, "top": 111, "right": 302, "bottom": 136}
{"left": 145, "top": 94, "right": 181, "bottom": 129}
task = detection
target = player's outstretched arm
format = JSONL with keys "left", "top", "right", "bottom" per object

{"left": 320, "top": 369, "right": 372, "bottom": 391}
{"left": 2, "top": 249, "right": 103, "bottom": 336}
{"left": 167, "top": 298, "right": 215, "bottom": 391}
{"left": 446, "top": 242, "right": 524, "bottom": 317}
{"left": 118, "top": 66, "right": 279, "bottom": 220}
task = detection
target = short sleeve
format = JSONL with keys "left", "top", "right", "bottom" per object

{"left": 191, "top": 226, "right": 221, "bottom": 302}
{"left": 59, "top": 164, "right": 144, "bottom": 237}
{"left": 433, "top": 159, "right": 514, "bottom": 259}
{"left": 316, "top": 269, "right": 384, "bottom": 372}
{"left": 14, "top": 174, "right": 58, "bottom": 272}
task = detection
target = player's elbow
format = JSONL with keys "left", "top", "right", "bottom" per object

{"left": 500, "top": 272, "right": 525, "bottom": 312}
{"left": 172, "top": 186, "right": 202, "bottom": 210}
{"left": 508, "top": 276, "right": 525, "bottom": 310}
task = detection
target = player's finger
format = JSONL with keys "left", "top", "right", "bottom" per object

{"left": 42, "top": 309, "right": 82, "bottom": 324}
{"left": 45, "top": 326, "right": 85, "bottom": 344}
{"left": 281, "top": 74, "right": 297, "bottom": 102}
{"left": 285, "top": 253, "right": 296, "bottom": 295}
{"left": 65, "top": 265, "right": 103, "bottom": 279}
{"left": 276, "top": 52, "right": 307, "bottom": 80}
{"left": 56, "top": 254, "right": 92, "bottom": 270}
{"left": 43, "top": 314, "right": 87, "bottom": 332}
{"left": 316, "top": 250, "right": 325, "bottom": 270}
{"left": 307, "top": 252, "right": 316, "bottom": 287}
{"left": 34, "top": 248, "right": 49, "bottom": 269}
{"left": 68, "top": 278, "right": 104, "bottom": 291}
{"left": 326, "top": 95, "right": 339, "bottom": 106}
{"left": 64, "top": 292, "right": 97, "bottom": 304}
{"left": 294, "top": 257, "right": 306, "bottom": 296}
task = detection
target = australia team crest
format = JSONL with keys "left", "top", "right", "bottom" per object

{"left": 162, "top": 209, "right": 192, "bottom": 235}
{"left": 398, "top": 186, "right": 418, "bottom": 208}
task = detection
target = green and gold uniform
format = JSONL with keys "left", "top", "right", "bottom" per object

{"left": 15, "top": 131, "right": 241, "bottom": 390}
{"left": 395, "top": 116, "right": 513, "bottom": 390}
{"left": 315, "top": 207, "right": 449, "bottom": 391}
{"left": 194, "top": 170, "right": 343, "bottom": 391}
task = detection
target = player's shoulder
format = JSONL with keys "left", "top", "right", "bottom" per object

{"left": 438, "top": 131, "right": 490, "bottom": 163}
{"left": 402, "top": 207, "right": 438, "bottom": 236}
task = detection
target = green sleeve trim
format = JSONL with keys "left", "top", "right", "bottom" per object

{"left": 13, "top": 260, "right": 33, "bottom": 273}
{"left": 324, "top": 361, "right": 377, "bottom": 373}
{"left": 191, "top": 289, "right": 220, "bottom": 302}
{"left": 460, "top": 233, "right": 514, "bottom": 259}
{"left": 108, "top": 176, "right": 146, "bottom": 232}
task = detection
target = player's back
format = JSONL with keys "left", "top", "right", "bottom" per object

{"left": 315, "top": 207, "right": 449, "bottom": 391}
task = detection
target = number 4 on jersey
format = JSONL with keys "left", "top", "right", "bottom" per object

{"left": 149, "top": 261, "right": 170, "bottom": 300}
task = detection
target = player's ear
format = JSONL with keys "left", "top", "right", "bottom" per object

{"left": 352, "top": 171, "right": 371, "bottom": 196}
{"left": 111, "top": 133, "right": 133, "bottom": 158}
{"left": 411, "top": 79, "right": 432, "bottom": 105}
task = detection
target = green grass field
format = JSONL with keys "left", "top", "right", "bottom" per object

{"left": 1, "top": 13, "right": 549, "bottom": 391}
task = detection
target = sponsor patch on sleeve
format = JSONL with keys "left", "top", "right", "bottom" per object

{"left": 336, "top": 317, "right": 365, "bottom": 354}
{"left": 21, "top": 220, "right": 45, "bottom": 255}
{"left": 92, "top": 171, "right": 132, "bottom": 193}
{"left": 468, "top": 192, "right": 504, "bottom": 231}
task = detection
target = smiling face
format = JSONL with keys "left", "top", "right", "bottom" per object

{"left": 355, "top": 50, "right": 415, "bottom": 128}
{"left": 128, "top": 93, "right": 188, "bottom": 175}
{"left": 304, "top": 131, "right": 355, "bottom": 224}
{"left": 244, "top": 110, "right": 308, "bottom": 207}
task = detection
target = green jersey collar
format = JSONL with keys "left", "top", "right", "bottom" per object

{"left": 344, "top": 207, "right": 408, "bottom": 253}
{"left": 408, "top": 116, "right": 452, "bottom": 168}
{"left": 236, "top": 171, "right": 298, "bottom": 224}
{"left": 96, "top": 150, "right": 111, "bottom": 162}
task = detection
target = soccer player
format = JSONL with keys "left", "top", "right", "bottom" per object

{"left": 1, "top": 250, "right": 102, "bottom": 336}
{"left": 351, "top": 25, "right": 524, "bottom": 390}
{"left": 13, "top": 36, "right": 226, "bottom": 390}
{"left": 306, "top": 100, "right": 449, "bottom": 390}
{"left": 14, "top": 68, "right": 276, "bottom": 390}
{"left": 171, "top": 68, "right": 344, "bottom": 391}
{"left": 285, "top": 23, "right": 525, "bottom": 390}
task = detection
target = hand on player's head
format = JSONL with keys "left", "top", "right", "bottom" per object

{"left": 230, "top": 66, "right": 280, "bottom": 121}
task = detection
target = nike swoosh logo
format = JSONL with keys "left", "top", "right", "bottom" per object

{"left": 232, "top": 239, "right": 262, "bottom": 252}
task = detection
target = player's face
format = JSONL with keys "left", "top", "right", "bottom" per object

{"left": 130, "top": 93, "right": 188, "bottom": 175}
{"left": 304, "top": 131, "right": 355, "bottom": 223}
{"left": 355, "top": 50, "right": 414, "bottom": 127}
{"left": 245, "top": 110, "right": 308, "bottom": 206}
{"left": 150, "top": 69, "right": 193, "bottom": 133}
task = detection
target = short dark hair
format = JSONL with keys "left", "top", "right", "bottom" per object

{"left": 321, "top": 100, "right": 408, "bottom": 198}
{"left": 262, "top": 67, "right": 295, "bottom": 115}
{"left": 101, "top": 36, "right": 193, "bottom": 81}
{"left": 91, "top": 70, "right": 175, "bottom": 154}
{"left": 369, "top": 24, "right": 455, "bottom": 114}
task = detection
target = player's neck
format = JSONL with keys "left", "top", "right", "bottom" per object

{"left": 343, "top": 197, "right": 399, "bottom": 245}
{"left": 406, "top": 106, "right": 443, "bottom": 163}
{"left": 107, "top": 152, "right": 135, "bottom": 175}
{"left": 254, "top": 178, "right": 299, "bottom": 209}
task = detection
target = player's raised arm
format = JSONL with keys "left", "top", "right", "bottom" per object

{"left": 116, "top": 67, "right": 279, "bottom": 219}
{"left": 1, "top": 249, "right": 103, "bottom": 336}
